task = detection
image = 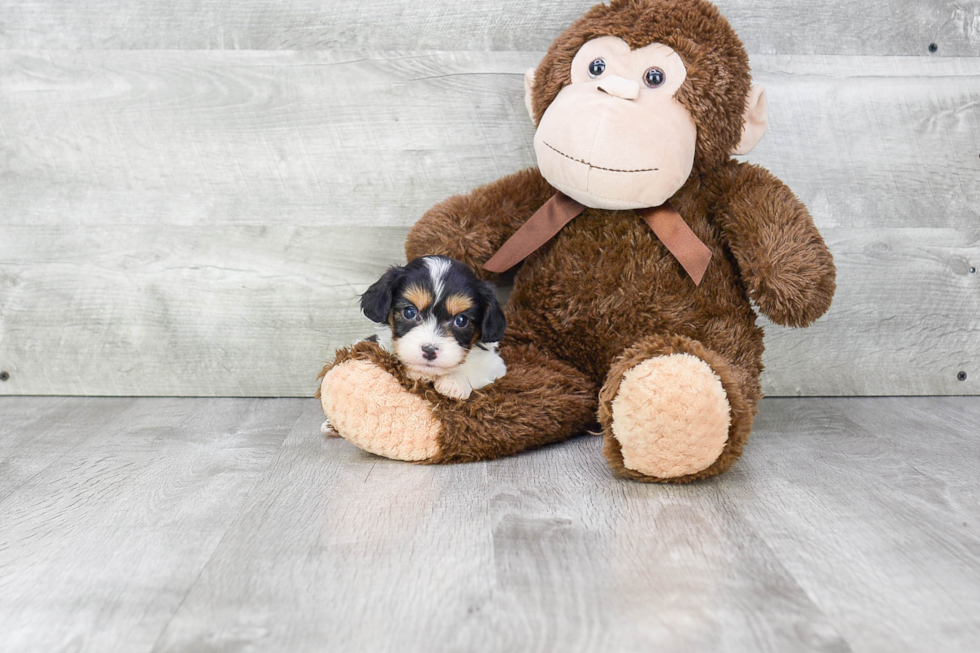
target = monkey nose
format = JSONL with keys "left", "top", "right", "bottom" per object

{"left": 597, "top": 75, "right": 639, "bottom": 101}
{"left": 421, "top": 345, "right": 439, "bottom": 361}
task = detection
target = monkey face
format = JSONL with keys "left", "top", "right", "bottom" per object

{"left": 531, "top": 36, "right": 697, "bottom": 211}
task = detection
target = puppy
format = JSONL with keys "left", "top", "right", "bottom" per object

{"left": 358, "top": 255, "right": 507, "bottom": 400}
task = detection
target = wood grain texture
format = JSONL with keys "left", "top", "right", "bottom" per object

{"left": 152, "top": 401, "right": 498, "bottom": 653}
{"left": 2, "top": 52, "right": 978, "bottom": 230}
{"left": 0, "top": 224, "right": 975, "bottom": 396}
{"left": 0, "top": 50, "right": 535, "bottom": 228}
{"left": 746, "top": 56, "right": 980, "bottom": 231}
{"left": 2, "top": 396, "right": 979, "bottom": 651}
{"left": 759, "top": 228, "right": 980, "bottom": 396}
{"left": 0, "top": 397, "right": 136, "bottom": 502}
{"left": 0, "top": 397, "right": 306, "bottom": 653}
{"left": 1, "top": 52, "right": 978, "bottom": 396}
{"left": 475, "top": 440, "right": 850, "bottom": 652}
{"left": 733, "top": 398, "right": 980, "bottom": 651}
{"left": 147, "top": 401, "right": 851, "bottom": 653}
{"left": 0, "top": 225, "right": 405, "bottom": 396}
{"left": 0, "top": 0, "right": 978, "bottom": 56}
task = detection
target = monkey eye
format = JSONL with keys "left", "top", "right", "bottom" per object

{"left": 588, "top": 58, "right": 606, "bottom": 78}
{"left": 402, "top": 306, "right": 418, "bottom": 320}
{"left": 644, "top": 67, "right": 666, "bottom": 88}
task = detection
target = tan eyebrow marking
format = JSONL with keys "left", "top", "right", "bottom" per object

{"left": 403, "top": 284, "right": 432, "bottom": 311}
{"left": 446, "top": 293, "right": 475, "bottom": 315}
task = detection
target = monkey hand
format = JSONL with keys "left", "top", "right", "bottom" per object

{"left": 744, "top": 230, "right": 837, "bottom": 328}
{"left": 718, "top": 163, "right": 836, "bottom": 328}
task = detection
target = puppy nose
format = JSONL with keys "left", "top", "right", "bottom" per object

{"left": 421, "top": 345, "right": 439, "bottom": 361}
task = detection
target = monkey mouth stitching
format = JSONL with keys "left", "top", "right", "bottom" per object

{"left": 543, "top": 142, "right": 658, "bottom": 173}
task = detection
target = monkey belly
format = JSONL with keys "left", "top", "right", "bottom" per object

{"left": 505, "top": 209, "right": 764, "bottom": 388}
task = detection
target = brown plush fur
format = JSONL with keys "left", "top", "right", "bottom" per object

{"left": 325, "top": 0, "right": 835, "bottom": 482}
{"left": 404, "top": 169, "right": 776, "bottom": 480}
{"left": 319, "top": 340, "right": 597, "bottom": 463}
{"left": 403, "top": 167, "right": 556, "bottom": 277}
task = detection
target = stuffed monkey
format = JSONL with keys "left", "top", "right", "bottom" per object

{"left": 319, "top": 0, "right": 835, "bottom": 482}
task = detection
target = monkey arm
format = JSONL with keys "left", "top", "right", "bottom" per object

{"left": 405, "top": 167, "right": 555, "bottom": 278}
{"left": 715, "top": 163, "right": 836, "bottom": 328}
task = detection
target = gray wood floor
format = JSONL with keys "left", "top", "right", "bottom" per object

{"left": 0, "top": 397, "right": 978, "bottom": 652}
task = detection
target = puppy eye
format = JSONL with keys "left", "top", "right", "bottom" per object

{"left": 453, "top": 315, "right": 469, "bottom": 328}
{"left": 588, "top": 58, "right": 606, "bottom": 78}
{"left": 643, "top": 67, "right": 666, "bottom": 88}
{"left": 402, "top": 306, "right": 418, "bottom": 320}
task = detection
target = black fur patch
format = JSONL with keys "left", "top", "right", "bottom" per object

{"left": 360, "top": 256, "right": 507, "bottom": 346}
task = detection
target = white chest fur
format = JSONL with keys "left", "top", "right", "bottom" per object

{"left": 370, "top": 325, "right": 505, "bottom": 399}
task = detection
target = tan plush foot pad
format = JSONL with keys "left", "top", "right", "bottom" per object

{"left": 320, "top": 359, "right": 441, "bottom": 462}
{"left": 611, "top": 353, "right": 731, "bottom": 478}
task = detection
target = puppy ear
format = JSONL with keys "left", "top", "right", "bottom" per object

{"left": 360, "top": 266, "right": 404, "bottom": 323}
{"left": 478, "top": 281, "right": 507, "bottom": 343}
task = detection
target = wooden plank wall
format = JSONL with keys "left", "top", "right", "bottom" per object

{"left": 0, "top": 1, "right": 977, "bottom": 397}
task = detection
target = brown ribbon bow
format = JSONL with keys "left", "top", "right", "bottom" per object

{"left": 483, "top": 192, "right": 712, "bottom": 285}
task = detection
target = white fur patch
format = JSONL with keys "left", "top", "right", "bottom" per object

{"left": 432, "top": 344, "right": 507, "bottom": 399}
{"left": 395, "top": 315, "right": 465, "bottom": 375}
{"left": 423, "top": 256, "right": 452, "bottom": 302}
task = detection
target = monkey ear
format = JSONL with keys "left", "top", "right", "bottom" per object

{"left": 524, "top": 68, "right": 536, "bottom": 121}
{"left": 732, "top": 85, "right": 769, "bottom": 155}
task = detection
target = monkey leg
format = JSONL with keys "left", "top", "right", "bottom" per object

{"left": 318, "top": 340, "right": 597, "bottom": 464}
{"left": 597, "top": 335, "right": 756, "bottom": 483}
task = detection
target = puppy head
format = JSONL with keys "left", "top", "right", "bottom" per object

{"left": 360, "top": 256, "right": 506, "bottom": 378}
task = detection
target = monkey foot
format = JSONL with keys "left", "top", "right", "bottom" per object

{"left": 319, "top": 357, "right": 442, "bottom": 462}
{"left": 605, "top": 353, "right": 732, "bottom": 481}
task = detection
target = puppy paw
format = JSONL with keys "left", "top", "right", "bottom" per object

{"left": 320, "top": 419, "right": 340, "bottom": 437}
{"left": 434, "top": 374, "right": 473, "bottom": 400}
